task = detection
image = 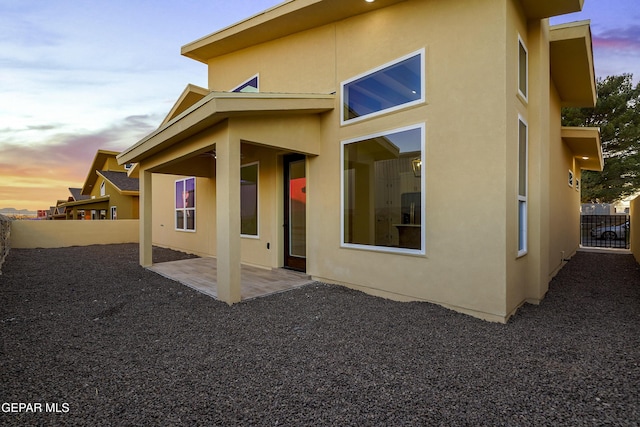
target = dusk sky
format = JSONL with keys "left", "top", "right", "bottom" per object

{"left": 1, "top": 0, "right": 639, "bottom": 211}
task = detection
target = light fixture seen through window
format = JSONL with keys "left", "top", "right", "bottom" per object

{"left": 412, "top": 157, "right": 422, "bottom": 177}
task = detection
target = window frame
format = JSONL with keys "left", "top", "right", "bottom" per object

{"left": 341, "top": 49, "right": 426, "bottom": 125}
{"left": 518, "top": 34, "right": 528, "bottom": 103}
{"left": 175, "top": 177, "right": 196, "bottom": 232}
{"left": 100, "top": 181, "right": 106, "bottom": 197}
{"left": 240, "top": 162, "right": 260, "bottom": 238}
{"left": 568, "top": 170, "right": 574, "bottom": 188}
{"left": 340, "top": 123, "right": 426, "bottom": 255}
{"left": 231, "top": 74, "right": 259, "bottom": 93}
{"left": 517, "top": 115, "right": 528, "bottom": 257}
{"left": 110, "top": 206, "right": 117, "bottom": 220}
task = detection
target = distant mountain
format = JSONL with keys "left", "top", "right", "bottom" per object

{"left": 0, "top": 208, "right": 37, "bottom": 215}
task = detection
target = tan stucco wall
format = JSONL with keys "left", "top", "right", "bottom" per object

{"left": 11, "top": 220, "right": 139, "bottom": 249}
{"left": 144, "top": 0, "right": 584, "bottom": 322}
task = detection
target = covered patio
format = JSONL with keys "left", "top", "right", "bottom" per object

{"left": 149, "top": 257, "right": 314, "bottom": 300}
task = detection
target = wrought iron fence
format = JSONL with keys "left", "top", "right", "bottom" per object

{"left": 581, "top": 214, "right": 630, "bottom": 249}
{"left": 0, "top": 214, "right": 10, "bottom": 274}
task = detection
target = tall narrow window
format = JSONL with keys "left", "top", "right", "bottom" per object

{"left": 175, "top": 177, "right": 196, "bottom": 231}
{"left": 241, "top": 163, "right": 259, "bottom": 236}
{"left": 110, "top": 206, "right": 117, "bottom": 220}
{"left": 232, "top": 74, "right": 259, "bottom": 93}
{"left": 518, "top": 117, "right": 528, "bottom": 256}
{"left": 518, "top": 35, "right": 528, "bottom": 101}
{"left": 342, "top": 49, "right": 425, "bottom": 124}
{"left": 342, "top": 124, "right": 425, "bottom": 254}
{"left": 100, "top": 181, "right": 106, "bottom": 196}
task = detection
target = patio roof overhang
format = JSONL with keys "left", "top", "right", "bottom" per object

{"left": 117, "top": 92, "right": 335, "bottom": 165}
{"left": 60, "top": 195, "right": 111, "bottom": 210}
{"left": 562, "top": 126, "right": 603, "bottom": 171}
{"left": 550, "top": 21, "right": 597, "bottom": 108}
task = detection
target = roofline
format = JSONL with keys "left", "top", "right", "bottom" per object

{"left": 80, "top": 150, "right": 121, "bottom": 195}
{"left": 96, "top": 170, "right": 140, "bottom": 195}
{"left": 117, "top": 92, "right": 335, "bottom": 165}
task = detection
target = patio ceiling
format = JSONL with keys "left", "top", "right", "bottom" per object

{"left": 562, "top": 126, "right": 603, "bottom": 171}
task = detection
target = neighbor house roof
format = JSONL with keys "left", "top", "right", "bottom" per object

{"left": 81, "top": 150, "right": 121, "bottom": 195}
{"left": 69, "top": 187, "right": 91, "bottom": 202}
{"left": 97, "top": 171, "right": 139, "bottom": 195}
{"left": 182, "top": 0, "right": 584, "bottom": 63}
{"left": 117, "top": 92, "right": 335, "bottom": 164}
{"left": 161, "top": 84, "right": 210, "bottom": 126}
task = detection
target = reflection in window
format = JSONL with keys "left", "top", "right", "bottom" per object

{"left": 342, "top": 50, "right": 424, "bottom": 124}
{"left": 518, "top": 117, "right": 528, "bottom": 255}
{"left": 342, "top": 124, "right": 424, "bottom": 253}
{"left": 175, "top": 177, "right": 196, "bottom": 231}
{"left": 518, "top": 36, "right": 528, "bottom": 100}
{"left": 241, "top": 163, "right": 259, "bottom": 236}
{"left": 232, "top": 75, "right": 259, "bottom": 93}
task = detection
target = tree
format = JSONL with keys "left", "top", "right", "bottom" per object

{"left": 562, "top": 74, "right": 640, "bottom": 203}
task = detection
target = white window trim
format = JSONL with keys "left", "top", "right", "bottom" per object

{"left": 241, "top": 161, "right": 260, "bottom": 239}
{"left": 340, "top": 123, "right": 426, "bottom": 255}
{"left": 518, "top": 34, "right": 528, "bottom": 103}
{"left": 340, "top": 49, "right": 426, "bottom": 126}
{"left": 231, "top": 73, "right": 259, "bottom": 93}
{"left": 568, "top": 170, "right": 574, "bottom": 187}
{"left": 175, "top": 177, "right": 196, "bottom": 232}
{"left": 100, "top": 181, "right": 106, "bottom": 197}
{"left": 517, "top": 115, "right": 528, "bottom": 257}
{"left": 110, "top": 206, "right": 117, "bottom": 220}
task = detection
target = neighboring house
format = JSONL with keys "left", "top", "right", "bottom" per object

{"left": 63, "top": 150, "right": 139, "bottom": 220}
{"left": 118, "top": 0, "right": 602, "bottom": 322}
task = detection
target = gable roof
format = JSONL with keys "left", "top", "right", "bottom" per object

{"left": 97, "top": 171, "right": 139, "bottom": 194}
{"left": 69, "top": 187, "right": 90, "bottom": 201}
{"left": 117, "top": 92, "right": 335, "bottom": 164}
{"left": 161, "top": 84, "right": 210, "bottom": 126}
{"left": 182, "top": 0, "right": 585, "bottom": 63}
{"left": 81, "top": 150, "right": 121, "bottom": 195}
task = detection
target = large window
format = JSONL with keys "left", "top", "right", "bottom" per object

{"left": 342, "top": 124, "right": 425, "bottom": 254}
{"left": 518, "top": 35, "right": 528, "bottom": 101}
{"left": 341, "top": 50, "right": 425, "bottom": 124}
{"left": 518, "top": 117, "right": 528, "bottom": 256}
{"left": 175, "top": 177, "right": 196, "bottom": 231}
{"left": 241, "top": 163, "right": 259, "bottom": 236}
{"left": 232, "top": 74, "right": 259, "bottom": 93}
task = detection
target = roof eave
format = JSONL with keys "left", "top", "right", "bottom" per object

{"left": 117, "top": 93, "right": 335, "bottom": 165}
{"left": 562, "top": 126, "right": 603, "bottom": 172}
{"left": 550, "top": 21, "right": 597, "bottom": 108}
{"left": 181, "top": 0, "right": 407, "bottom": 63}
{"left": 519, "top": 0, "right": 584, "bottom": 19}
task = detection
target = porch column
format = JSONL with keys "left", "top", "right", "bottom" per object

{"left": 216, "top": 137, "right": 242, "bottom": 304}
{"left": 140, "top": 169, "right": 153, "bottom": 267}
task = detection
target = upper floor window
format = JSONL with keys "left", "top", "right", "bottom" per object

{"left": 175, "top": 177, "right": 196, "bottom": 231}
{"left": 232, "top": 74, "right": 259, "bottom": 93}
{"left": 341, "top": 124, "right": 425, "bottom": 254}
{"left": 100, "top": 181, "right": 106, "bottom": 197}
{"left": 341, "top": 49, "right": 425, "bottom": 125}
{"left": 518, "top": 35, "right": 528, "bottom": 102}
{"left": 241, "top": 162, "right": 259, "bottom": 237}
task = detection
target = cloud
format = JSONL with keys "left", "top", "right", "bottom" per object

{"left": 0, "top": 114, "right": 158, "bottom": 210}
{"left": 593, "top": 25, "right": 640, "bottom": 52}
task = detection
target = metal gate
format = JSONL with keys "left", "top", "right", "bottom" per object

{"left": 581, "top": 215, "right": 630, "bottom": 249}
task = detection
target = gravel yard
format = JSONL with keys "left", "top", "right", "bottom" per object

{"left": 1, "top": 244, "right": 639, "bottom": 426}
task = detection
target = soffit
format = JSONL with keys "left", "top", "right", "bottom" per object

{"left": 117, "top": 92, "right": 335, "bottom": 165}
{"left": 519, "top": 0, "right": 583, "bottom": 19}
{"left": 182, "top": 0, "right": 407, "bottom": 63}
{"left": 550, "top": 21, "right": 597, "bottom": 108}
{"left": 562, "top": 127, "right": 603, "bottom": 171}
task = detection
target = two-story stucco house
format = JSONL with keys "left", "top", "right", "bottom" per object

{"left": 64, "top": 150, "right": 139, "bottom": 220}
{"left": 118, "top": 0, "right": 602, "bottom": 322}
